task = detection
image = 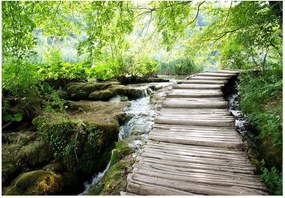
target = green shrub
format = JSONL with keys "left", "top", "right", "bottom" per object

{"left": 261, "top": 160, "right": 282, "bottom": 195}
{"left": 238, "top": 68, "right": 282, "bottom": 194}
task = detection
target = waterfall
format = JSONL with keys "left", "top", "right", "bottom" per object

{"left": 81, "top": 149, "right": 115, "bottom": 195}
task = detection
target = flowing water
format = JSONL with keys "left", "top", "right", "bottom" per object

{"left": 227, "top": 93, "right": 258, "bottom": 147}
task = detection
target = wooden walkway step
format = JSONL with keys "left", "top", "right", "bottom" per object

{"left": 126, "top": 70, "right": 267, "bottom": 195}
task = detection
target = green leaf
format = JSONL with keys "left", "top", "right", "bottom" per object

{"left": 13, "top": 113, "right": 23, "bottom": 122}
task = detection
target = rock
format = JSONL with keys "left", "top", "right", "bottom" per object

{"left": 2, "top": 131, "right": 54, "bottom": 186}
{"left": 32, "top": 101, "right": 129, "bottom": 178}
{"left": 117, "top": 75, "right": 169, "bottom": 85}
{"left": 67, "top": 82, "right": 118, "bottom": 100}
{"left": 89, "top": 89, "right": 114, "bottom": 101}
{"left": 43, "top": 163, "right": 65, "bottom": 173}
{"left": 4, "top": 170, "right": 63, "bottom": 195}
{"left": 67, "top": 82, "right": 144, "bottom": 101}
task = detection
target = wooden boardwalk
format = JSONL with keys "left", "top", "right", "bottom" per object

{"left": 126, "top": 70, "right": 268, "bottom": 195}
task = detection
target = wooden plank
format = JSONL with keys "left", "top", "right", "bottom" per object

{"left": 159, "top": 108, "right": 230, "bottom": 114}
{"left": 178, "top": 79, "right": 227, "bottom": 84}
{"left": 196, "top": 72, "right": 235, "bottom": 77}
{"left": 149, "top": 136, "right": 242, "bottom": 149}
{"left": 136, "top": 159, "right": 256, "bottom": 178}
{"left": 157, "top": 114, "right": 235, "bottom": 119}
{"left": 146, "top": 140, "right": 245, "bottom": 154}
{"left": 136, "top": 156, "right": 256, "bottom": 174}
{"left": 190, "top": 76, "right": 230, "bottom": 80}
{"left": 173, "top": 84, "right": 223, "bottom": 89}
{"left": 152, "top": 124, "right": 237, "bottom": 132}
{"left": 132, "top": 165, "right": 265, "bottom": 190}
{"left": 144, "top": 145, "right": 247, "bottom": 162}
{"left": 150, "top": 130, "right": 241, "bottom": 140}
{"left": 129, "top": 174, "right": 267, "bottom": 195}
{"left": 162, "top": 102, "right": 228, "bottom": 109}
{"left": 155, "top": 117, "right": 234, "bottom": 127}
{"left": 218, "top": 70, "right": 241, "bottom": 74}
{"left": 127, "top": 180, "right": 195, "bottom": 195}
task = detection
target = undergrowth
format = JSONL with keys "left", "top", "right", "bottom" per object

{"left": 238, "top": 67, "right": 282, "bottom": 195}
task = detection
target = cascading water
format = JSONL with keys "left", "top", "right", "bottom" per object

{"left": 81, "top": 149, "right": 115, "bottom": 195}
{"left": 227, "top": 93, "right": 258, "bottom": 147}
{"left": 118, "top": 95, "right": 155, "bottom": 140}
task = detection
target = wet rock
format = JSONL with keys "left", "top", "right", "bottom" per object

{"left": 89, "top": 90, "right": 114, "bottom": 100}
{"left": 117, "top": 75, "right": 169, "bottom": 85}
{"left": 4, "top": 170, "right": 63, "bottom": 195}
{"left": 67, "top": 82, "right": 117, "bottom": 100}
{"left": 67, "top": 82, "right": 144, "bottom": 101}
{"left": 2, "top": 131, "right": 54, "bottom": 186}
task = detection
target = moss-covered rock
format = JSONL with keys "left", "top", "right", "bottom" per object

{"left": 117, "top": 75, "right": 169, "bottom": 84}
{"left": 2, "top": 131, "right": 54, "bottom": 186}
{"left": 67, "top": 82, "right": 118, "bottom": 100}
{"left": 89, "top": 89, "right": 114, "bottom": 101}
{"left": 32, "top": 101, "right": 129, "bottom": 178}
{"left": 67, "top": 82, "right": 144, "bottom": 101}
{"left": 4, "top": 170, "right": 63, "bottom": 195}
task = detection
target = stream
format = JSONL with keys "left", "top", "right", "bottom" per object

{"left": 227, "top": 89, "right": 259, "bottom": 150}
{"left": 81, "top": 81, "right": 174, "bottom": 195}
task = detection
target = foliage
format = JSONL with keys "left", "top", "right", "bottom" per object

{"left": 38, "top": 47, "right": 88, "bottom": 80}
{"left": 40, "top": 82, "right": 65, "bottom": 112}
{"left": 185, "top": 1, "right": 282, "bottom": 70}
{"left": 238, "top": 69, "right": 282, "bottom": 147}
{"left": 238, "top": 69, "right": 282, "bottom": 194}
{"left": 157, "top": 56, "right": 202, "bottom": 75}
{"left": 261, "top": 160, "right": 282, "bottom": 195}
{"left": 78, "top": 1, "right": 134, "bottom": 66}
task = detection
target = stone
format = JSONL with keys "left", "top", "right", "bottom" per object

{"left": 4, "top": 170, "right": 63, "bottom": 195}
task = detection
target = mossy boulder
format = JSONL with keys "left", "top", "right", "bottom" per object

{"left": 32, "top": 101, "right": 129, "bottom": 178}
{"left": 88, "top": 84, "right": 144, "bottom": 101}
{"left": 117, "top": 75, "right": 169, "bottom": 84}
{"left": 4, "top": 170, "right": 63, "bottom": 195}
{"left": 67, "top": 82, "right": 118, "bottom": 100}
{"left": 2, "top": 131, "right": 54, "bottom": 186}
{"left": 67, "top": 82, "right": 144, "bottom": 101}
{"left": 89, "top": 89, "right": 114, "bottom": 101}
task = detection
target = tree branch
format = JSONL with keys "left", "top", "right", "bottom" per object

{"left": 213, "top": 28, "right": 241, "bottom": 43}
{"left": 185, "top": 1, "right": 205, "bottom": 27}
{"left": 223, "top": 1, "right": 232, "bottom": 26}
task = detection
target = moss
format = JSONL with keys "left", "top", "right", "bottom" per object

{"left": 259, "top": 136, "right": 282, "bottom": 170}
{"left": 99, "top": 156, "right": 135, "bottom": 195}
{"left": 110, "top": 140, "right": 134, "bottom": 166}
{"left": 32, "top": 101, "right": 129, "bottom": 177}
{"left": 89, "top": 89, "right": 114, "bottom": 100}
{"left": 4, "top": 170, "right": 63, "bottom": 195}
{"left": 2, "top": 131, "right": 54, "bottom": 186}
{"left": 66, "top": 82, "right": 117, "bottom": 100}
{"left": 117, "top": 75, "right": 169, "bottom": 84}
{"left": 2, "top": 131, "right": 36, "bottom": 145}
{"left": 43, "top": 163, "right": 65, "bottom": 173}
